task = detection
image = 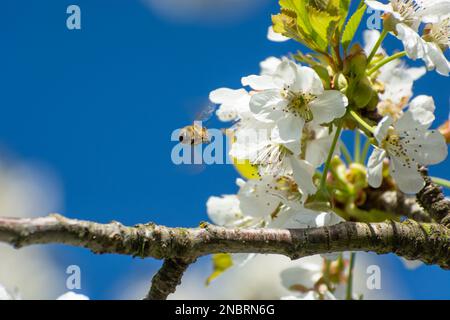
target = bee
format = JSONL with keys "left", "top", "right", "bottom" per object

{"left": 179, "top": 104, "right": 217, "bottom": 145}
{"left": 179, "top": 122, "right": 210, "bottom": 145}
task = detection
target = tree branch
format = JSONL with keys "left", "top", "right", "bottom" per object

{"left": 144, "top": 258, "right": 195, "bottom": 300}
{"left": 0, "top": 214, "right": 448, "bottom": 268}
{"left": 418, "top": 167, "right": 450, "bottom": 226}
{"left": 364, "top": 189, "right": 431, "bottom": 222}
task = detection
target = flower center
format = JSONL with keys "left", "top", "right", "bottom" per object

{"left": 253, "top": 143, "right": 291, "bottom": 176}
{"left": 391, "top": 0, "right": 421, "bottom": 25}
{"left": 275, "top": 176, "right": 302, "bottom": 201}
{"left": 424, "top": 18, "right": 450, "bottom": 51}
{"left": 377, "top": 97, "right": 408, "bottom": 120}
{"left": 382, "top": 128, "right": 414, "bottom": 169}
{"left": 283, "top": 90, "right": 316, "bottom": 122}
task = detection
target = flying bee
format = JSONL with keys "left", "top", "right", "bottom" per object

{"left": 179, "top": 122, "right": 210, "bottom": 145}
{"left": 179, "top": 104, "right": 217, "bottom": 146}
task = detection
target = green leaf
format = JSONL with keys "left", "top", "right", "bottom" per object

{"left": 276, "top": 0, "right": 350, "bottom": 52}
{"left": 341, "top": 4, "right": 367, "bottom": 51}
{"left": 313, "top": 65, "right": 331, "bottom": 89}
{"left": 337, "top": 0, "right": 351, "bottom": 29}
{"left": 279, "top": 0, "right": 297, "bottom": 11}
{"left": 205, "top": 253, "right": 233, "bottom": 285}
{"left": 306, "top": 5, "right": 341, "bottom": 51}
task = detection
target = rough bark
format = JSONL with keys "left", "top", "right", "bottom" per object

{"left": 144, "top": 258, "right": 195, "bottom": 300}
{"left": 417, "top": 167, "right": 450, "bottom": 226}
{"left": 363, "top": 190, "right": 431, "bottom": 222}
{"left": 0, "top": 214, "right": 448, "bottom": 268}
{"left": 1, "top": 213, "right": 449, "bottom": 300}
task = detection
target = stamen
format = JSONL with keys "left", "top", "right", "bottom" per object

{"left": 424, "top": 18, "right": 450, "bottom": 50}
{"left": 382, "top": 128, "right": 414, "bottom": 169}
{"left": 391, "top": 0, "right": 422, "bottom": 26}
{"left": 253, "top": 143, "right": 291, "bottom": 176}
{"left": 282, "top": 88, "right": 316, "bottom": 122}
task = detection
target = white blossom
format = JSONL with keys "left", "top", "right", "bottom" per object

{"left": 0, "top": 284, "right": 20, "bottom": 300}
{"left": 279, "top": 260, "right": 337, "bottom": 300}
{"left": 209, "top": 88, "right": 251, "bottom": 122}
{"left": 396, "top": 22, "right": 450, "bottom": 76}
{"left": 367, "top": 95, "right": 448, "bottom": 193}
{"left": 56, "top": 291, "right": 90, "bottom": 300}
{"left": 268, "top": 206, "right": 344, "bottom": 229}
{"left": 365, "top": 0, "right": 450, "bottom": 75}
{"left": 267, "top": 26, "right": 290, "bottom": 42}
{"left": 260, "top": 57, "right": 283, "bottom": 76}
{"left": 206, "top": 194, "right": 254, "bottom": 227}
{"left": 241, "top": 59, "right": 348, "bottom": 155}
{"left": 363, "top": 29, "right": 387, "bottom": 56}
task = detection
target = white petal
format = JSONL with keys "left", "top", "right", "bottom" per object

{"left": 424, "top": 42, "right": 450, "bottom": 76}
{"left": 231, "top": 253, "right": 256, "bottom": 267}
{"left": 249, "top": 90, "right": 284, "bottom": 123}
{"left": 406, "top": 67, "right": 426, "bottom": 81}
{"left": 209, "top": 88, "right": 246, "bottom": 104}
{"left": 238, "top": 177, "right": 281, "bottom": 218}
{"left": 291, "top": 66, "right": 324, "bottom": 95}
{"left": 389, "top": 157, "right": 425, "bottom": 194}
{"left": 365, "top": 0, "right": 394, "bottom": 13}
{"left": 209, "top": 88, "right": 250, "bottom": 122}
{"left": 0, "top": 284, "right": 14, "bottom": 300}
{"left": 405, "top": 129, "right": 448, "bottom": 165}
{"left": 367, "top": 148, "right": 386, "bottom": 188}
{"left": 315, "top": 211, "right": 345, "bottom": 227}
{"left": 309, "top": 90, "right": 348, "bottom": 124}
{"left": 267, "top": 26, "right": 290, "bottom": 42}
{"left": 206, "top": 195, "right": 242, "bottom": 226}
{"left": 405, "top": 95, "right": 435, "bottom": 129}
{"left": 419, "top": 2, "right": 450, "bottom": 23}
{"left": 280, "top": 265, "right": 322, "bottom": 290}
{"left": 305, "top": 132, "right": 335, "bottom": 167}
{"left": 276, "top": 116, "right": 305, "bottom": 154}
{"left": 273, "top": 59, "right": 298, "bottom": 87}
{"left": 396, "top": 24, "right": 427, "bottom": 60}
{"left": 289, "top": 157, "right": 317, "bottom": 196}
{"left": 374, "top": 116, "right": 394, "bottom": 143}
{"left": 260, "top": 56, "right": 282, "bottom": 76}
{"left": 242, "top": 74, "right": 278, "bottom": 90}
{"left": 280, "top": 263, "right": 322, "bottom": 290}
{"left": 57, "top": 292, "right": 89, "bottom": 300}
{"left": 363, "top": 29, "right": 385, "bottom": 56}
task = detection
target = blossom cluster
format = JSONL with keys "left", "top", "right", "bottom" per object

{"left": 204, "top": 0, "right": 449, "bottom": 299}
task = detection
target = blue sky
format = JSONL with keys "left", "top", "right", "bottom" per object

{"left": 0, "top": 0, "right": 449, "bottom": 299}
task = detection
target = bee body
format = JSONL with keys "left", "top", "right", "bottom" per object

{"left": 179, "top": 123, "right": 209, "bottom": 145}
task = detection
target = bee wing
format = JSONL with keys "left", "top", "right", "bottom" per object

{"left": 196, "top": 103, "right": 217, "bottom": 122}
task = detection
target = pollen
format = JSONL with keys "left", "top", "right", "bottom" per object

{"left": 391, "top": 0, "right": 421, "bottom": 26}
{"left": 253, "top": 143, "right": 291, "bottom": 176}
{"left": 383, "top": 128, "right": 414, "bottom": 169}
{"left": 424, "top": 18, "right": 450, "bottom": 51}
{"left": 282, "top": 89, "right": 316, "bottom": 122}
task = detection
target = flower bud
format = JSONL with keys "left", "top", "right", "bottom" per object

{"left": 343, "top": 44, "right": 367, "bottom": 79}
{"left": 333, "top": 72, "right": 348, "bottom": 91}
{"left": 382, "top": 13, "right": 398, "bottom": 33}
{"left": 352, "top": 77, "right": 375, "bottom": 108}
{"left": 439, "top": 120, "right": 450, "bottom": 144}
{"left": 366, "top": 91, "right": 380, "bottom": 111}
{"left": 347, "top": 163, "right": 368, "bottom": 190}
